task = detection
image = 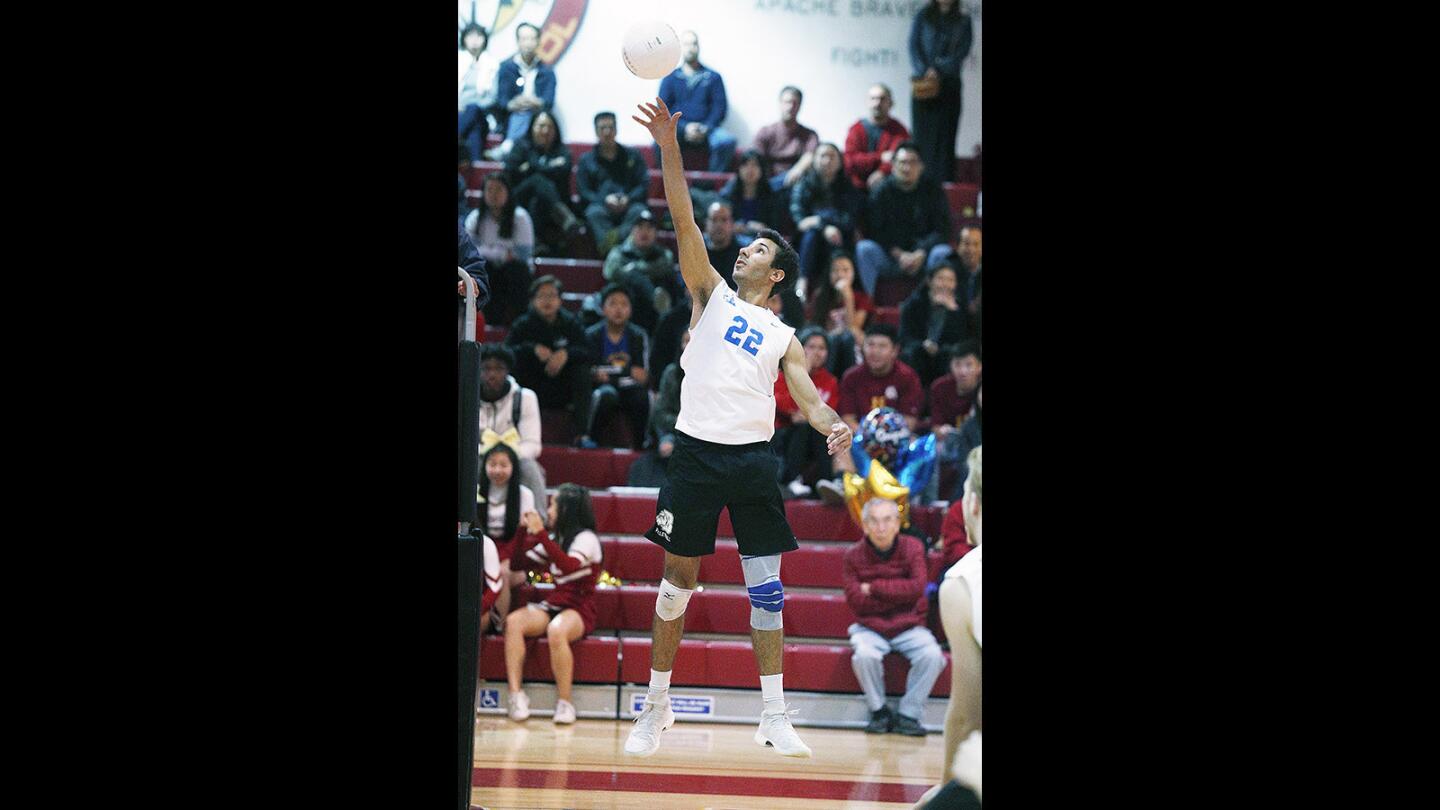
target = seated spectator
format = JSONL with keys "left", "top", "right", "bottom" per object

{"left": 718, "top": 150, "right": 786, "bottom": 240}
{"left": 644, "top": 288, "right": 693, "bottom": 394}
{"left": 790, "top": 142, "right": 865, "bottom": 295}
{"left": 855, "top": 142, "right": 954, "bottom": 296}
{"left": 945, "top": 382, "right": 981, "bottom": 501}
{"left": 844, "top": 83, "right": 912, "bottom": 191}
{"left": 807, "top": 251, "right": 873, "bottom": 380}
{"left": 458, "top": 23, "right": 500, "bottom": 164}
{"left": 936, "top": 475, "right": 976, "bottom": 579}
{"left": 504, "top": 275, "right": 595, "bottom": 446}
{"left": 464, "top": 173, "right": 534, "bottom": 325}
{"left": 956, "top": 225, "right": 982, "bottom": 338}
{"left": 817, "top": 324, "right": 924, "bottom": 504}
{"left": 843, "top": 497, "right": 946, "bottom": 737}
{"left": 899, "top": 263, "right": 971, "bottom": 388}
{"left": 627, "top": 330, "right": 688, "bottom": 488}
{"left": 503, "top": 111, "right": 582, "bottom": 252}
{"left": 752, "top": 85, "right": 820, "bottom": 192}
{"left": 704, "top": 200, "right": 751, "bottom": 289}
{"left": 475, "top": 343, "right": 546, "bottom": 499}
{"left": 577, "top": 111, "right": 649, "bottom": 255}
{"left": 602, "top": 209, "right": 677, "bottom": 331}
{"left": 503, "top": 483, "right": 602, "bottom": 726}
{"left": 584, "top": 284, "right": 650, "bottom": 449}
{"left": 772, "top": 327, "right": 840, "bottom": 498}
{"left": 474, "top": 440, "right": 537, "bottom": 629}
{"left": 658, "top": 30, "right": 737, "bottom": 173}
{"left": 490, "top": 22, "right": 555, "bottom": 161}
{"left": 929, "top": 340, "right": 981, "bottom": 442}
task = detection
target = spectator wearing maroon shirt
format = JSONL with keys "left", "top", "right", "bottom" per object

{"left": 928, "top": 340, "right": 981, "bottom": 437}
{"left": 843, "top": 497, "right": 946, "bottom": 736}
{"left": 844, "top": 83, "right": 912, "bottom": 191}
{"left": 817, "top": 323, "right": 924, "bottom": 503}
{"left": 936, "top": 490, "right": 975, "bottom": 579}
{"left": 503, "top": 484, "right": 602, "bottom": 726}
{"left": 772, "top": 327, "right": 841, "bottom": 498}
{"left": 753, "top": 85, "right": 820, "bottom": 192}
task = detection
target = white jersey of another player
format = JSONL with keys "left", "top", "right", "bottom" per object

{"left": 675, "top": 289, "right": 795, "bottom": 444}
{"left": 944, "top": 545, "right": 982, "bottom": 647}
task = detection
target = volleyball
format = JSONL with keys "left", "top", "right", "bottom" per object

{"left": 621, "top": 21, "right": 680, "bottom": 80}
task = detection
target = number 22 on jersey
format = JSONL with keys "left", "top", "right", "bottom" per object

{"left": 721, "top": 315, "right": 764, "bottom": 356}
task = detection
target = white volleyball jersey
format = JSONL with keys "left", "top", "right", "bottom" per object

{"left": 674, "top": 288, "right": 796, "bottom": 444}
{"left": 944, "top": 544, "right": 982, "bottom": 647}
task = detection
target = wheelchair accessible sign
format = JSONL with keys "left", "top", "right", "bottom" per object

{"left": 630, "top": 692, "right": 714, "bottom": 717}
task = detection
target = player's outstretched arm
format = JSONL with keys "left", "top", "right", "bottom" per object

{"left": 938, "top": 577, "right": 982, "bottom": 792}
{"left": 633, "top": 97, "right": 722, "bottom": 306}
{"left": 781, "top": 335, "right": 852, "bottom": 456}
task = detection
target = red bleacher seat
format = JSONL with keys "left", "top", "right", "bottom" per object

{"left": 619, "top": 638, "right": 950, "bottom": 697}
{"left": 942, "top": 182, "right": 980, "bottom": 219}
{"left": 483, "top": 324, "right": 508, "bottom": 343}
{"left": 478, "top": 635, "right": 620, "bottom": 684}
{"left": 614, "top": 586, "right": 852, "bottom": 639}
{"left": 541, "top": 446, "right": 641, "bottom": 489}
{"left": 873, "top": 306, "right": 900, "bottom": 326}
{"left": 566, "top": 142, "right": 593, "bottom": 166}
{"left": 533, "top": 258, "right": 604, "bottom": 293}
{"left": 585, "top": 492, "right": 943, "bottom": 543}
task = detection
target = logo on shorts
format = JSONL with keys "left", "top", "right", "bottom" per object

{"left": 655, "top": 509, "right": 674, "bottom": 538}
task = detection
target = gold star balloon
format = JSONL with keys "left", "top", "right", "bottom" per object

{"left": 842, "top": 460, "right": 911, "bottom": 530}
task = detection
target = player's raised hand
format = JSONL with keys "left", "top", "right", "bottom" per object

{"left": 826, "top": 422, "right": 853, "bottom": 456}
{"left": 633, "top": 97, "right": 682, "bottom": 146}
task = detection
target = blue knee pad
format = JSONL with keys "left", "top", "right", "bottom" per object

{"left": 742, "top": 554, "right": 784, "bottom": 631}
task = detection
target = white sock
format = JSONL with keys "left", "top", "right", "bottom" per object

{"left": 648, "top": 669, "right": 671, "bottom": 703}
{"left": 760, "top": 673, "right": 785, "bottom": 713}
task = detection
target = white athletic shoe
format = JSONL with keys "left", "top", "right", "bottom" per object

{"left": 624, "top": 698, "right": 675, "bottom": 756}
{"left": 508, "top": 691, "right": 530, "bottom": 722}
{"left": 553, "top": 699, "right": 577, "bottom": 725}
{"left": 755, "top": 705, "right": 812, "bottom": 757}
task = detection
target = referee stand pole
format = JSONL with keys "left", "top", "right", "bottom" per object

{"left": 458, "top": 270, "right": 484, "bottom": 810}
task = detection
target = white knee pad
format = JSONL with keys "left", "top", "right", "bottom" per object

{"left": 655, "top": 578, "right": 695, "bottom": 622}
{"left": 742, "top": 554, "right": 784, "bottom": 631}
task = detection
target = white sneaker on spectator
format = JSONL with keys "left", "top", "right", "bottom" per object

{"left": 624, "top": 698, "right": 674, "bottom": 756}
{"left": 553, "top": 699, "right": 577, "bottom": 725}
{"left": 484, "top": 140, "right": 513, "bottom": 161}
{"left": 508, "top": 690, "right": 530, "bottom": 722}
{"left": 785, "top": 477, "right": 812, "bottom": 499}
{"left": 755, "top": 705, "right": 812, "bottom": 757}
{"left": 816, "top": 477, "right": 846, "bottom": 506}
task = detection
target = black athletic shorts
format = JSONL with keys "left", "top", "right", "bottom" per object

{"left": 645, "top": 430, "right": 799, "bottom": 558}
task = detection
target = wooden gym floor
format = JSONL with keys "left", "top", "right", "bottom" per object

{"left": 472, "top": 714, "right": 944, "bottom": 809}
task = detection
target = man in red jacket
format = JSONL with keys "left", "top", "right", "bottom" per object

{"left": 844, "top": 83, "right": 912, "bottom": 191}
{"left": 842, "top": 497, "right": 946, "bottom": 736}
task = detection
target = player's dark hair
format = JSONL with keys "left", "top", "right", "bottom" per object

{"left": 755, "top": 228, "right": 798, "bottom": 294}
{"left": 530, "top": 274, "right": 562, "bottom": 298}
{"left": 864, "top": 322, "right": 899, "bottom": 344}
{"left": 479, "top": 343, "right": 516, "bottom": 371}
{"left": 479, "top": 442, "right": 522, "bottom": 543}
{"left": 551, "top": 483, "right": 596, "bottom": 552}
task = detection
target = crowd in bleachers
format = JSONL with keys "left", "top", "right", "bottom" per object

{"left": 463, "top": 4, "right": 981, "bottom": 775}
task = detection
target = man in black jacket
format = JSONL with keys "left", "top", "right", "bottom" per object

{"left": 853, "top": 142, "right": 953, "bottom": 296}
{"left": 503, "top": 275, "right": 594, "bottom": 445}
{"left": 578, "top": 112, "right": 650, "bottom": 255}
